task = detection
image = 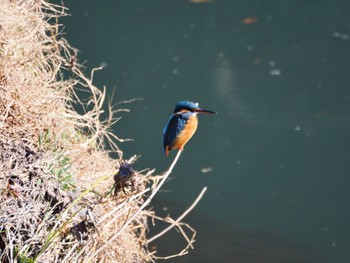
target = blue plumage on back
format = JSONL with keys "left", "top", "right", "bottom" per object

{"left": 162, "top": 112, "right": 190, "bottom": 153}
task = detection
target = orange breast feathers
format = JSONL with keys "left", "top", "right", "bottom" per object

{"left": 172, "top": 113, "right": 198, "bottom": 151}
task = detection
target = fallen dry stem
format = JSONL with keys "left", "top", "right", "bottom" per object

{"left": 147, "top": 186, "right": 207, "bottom": 244}
{"left": 97, "top": 188, "right": 150, "bottom": 225}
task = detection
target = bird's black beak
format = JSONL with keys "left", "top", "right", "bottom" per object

{"left": 194, "top": 108, "right": 217, "bottom": 114}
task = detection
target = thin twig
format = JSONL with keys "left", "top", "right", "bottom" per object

{"left": 147, "top": 186, "right": 207, "bottom": 243}
{"left": 97, "top": 188, "right": 149, "bottom": 225}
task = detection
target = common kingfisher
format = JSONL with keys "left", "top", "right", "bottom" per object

{"left": 162, "top": 101, "right": 216, "bottom": 156}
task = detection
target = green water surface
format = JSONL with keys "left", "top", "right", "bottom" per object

{"left": 62, "top": 1, "right": 350, "bottom": 262}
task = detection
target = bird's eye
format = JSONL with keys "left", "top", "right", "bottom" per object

{"left": 195, "top": 102, "right": 199, "bottom": 107}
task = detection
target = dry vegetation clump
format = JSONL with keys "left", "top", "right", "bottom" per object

{"left": 0, "top": 1, "right": 202, "bottom": 262}
{"left": 0, "top": 0, "right": 204, "bottom": 262}
{"left": 0, "top": 1, "right": 152, "bottom": 262}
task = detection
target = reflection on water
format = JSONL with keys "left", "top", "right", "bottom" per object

{"left": 215, "top": 58, "right": 242, "bottom": 117}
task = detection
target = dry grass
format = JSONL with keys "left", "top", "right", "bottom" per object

{"left": 0, "top": 1, "right": 203, "bottom": 262}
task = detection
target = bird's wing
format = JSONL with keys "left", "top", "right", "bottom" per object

{"left": 162, "top": 113, "right": 188, "bottom": 152}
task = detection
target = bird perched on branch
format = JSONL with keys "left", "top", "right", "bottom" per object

{"left": 162, "top": 100, "right": 216, "bottom": 156}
